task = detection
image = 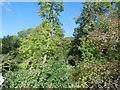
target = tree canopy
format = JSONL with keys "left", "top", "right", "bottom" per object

{"left": 38, "top": 1, "right": 64, "bottom": 37}
{"left": 1, "top": 1, "right": 120, "bottom": 89}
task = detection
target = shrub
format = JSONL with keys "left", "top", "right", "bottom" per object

{"left": 2, "top": 55, "right": 74, "bottom": 88}
{"left": 71, "top": 60, "right": 120, "bottom": 89}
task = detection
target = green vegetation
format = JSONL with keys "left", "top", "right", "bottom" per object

{"left": 1, "top": 1, "right": 120, "bottom": 89}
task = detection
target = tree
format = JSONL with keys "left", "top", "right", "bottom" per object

{"left": 2, "top": 35, "right": 20, "bottom": 54}
{"left": 2, "top": 20, "right": 74, "bottom": 88}
{"left": 69, "top": 2, "right": 119, "bottom": 62}
{"left": 38, "top": 1, "right": 64, "bottom": 37}
{"left": 18, "top": 28, "right": 32, "bottom": 39}
{"left": 74, "top": 2, "right": 119, "bottom": 38}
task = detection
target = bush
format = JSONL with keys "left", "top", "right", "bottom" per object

{"left": 2, "top": 55, "right": 74, "bottom": 88}
{"left": 71, "top": 60, "right": 120, "bottom": 89}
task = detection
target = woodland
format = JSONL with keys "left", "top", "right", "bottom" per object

{"left": 0, "top": 1, "right": 120, "bottom": 89}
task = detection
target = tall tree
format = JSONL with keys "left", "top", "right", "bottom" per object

{"left": 74, "top": 2, "right": 119, "bottom": 38}
{"left": 38, "top": 1, "right": 64, "bottom": 37}
{"left": 69, "top": 2, "right": 119, "bottom": 62}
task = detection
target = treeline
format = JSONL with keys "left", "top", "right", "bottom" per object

{"left": 1, "top": 1, "right": 120, "bottom": 89}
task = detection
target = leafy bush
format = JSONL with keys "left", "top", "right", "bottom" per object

{"left": 71, "top": 60, "right": 120, "bottom": 89}
{"left": 2, "top": 55, "right": 74, "bottom": 88}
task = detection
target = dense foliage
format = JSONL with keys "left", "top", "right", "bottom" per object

{"left": 69, "top": 2, "right": 120, "bottom": 89}
{"left": 2, "top": 35, "right": 20, "bottom": 54}
{"left": 38, "top": 1, "right": 64, "bottom": 37}
{"left": 1, "top": 1, "right": 120, "bottom": 89}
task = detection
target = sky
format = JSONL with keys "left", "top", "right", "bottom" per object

{"left": 1, "top": 2, "right": 83, "bottom": 38}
